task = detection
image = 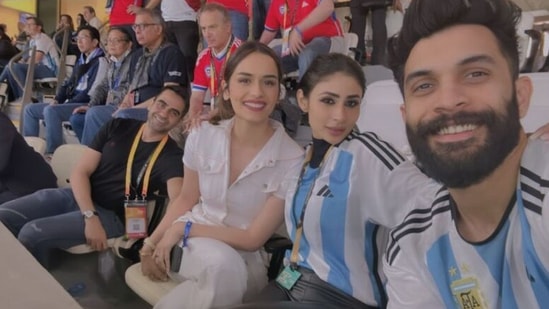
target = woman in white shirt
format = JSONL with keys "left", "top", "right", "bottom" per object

{"left": 138, "top": 41, "right": 304, "bottom": 309}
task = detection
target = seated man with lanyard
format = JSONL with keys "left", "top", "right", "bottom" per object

{"left": 259, "top": 0, "right": 343, "bottom": 81}
{"left": 187, "top": 3, "right": 242, "bottom": 127}
{"left": 69, "top": 27, "right": 134, "bottom": 145}
{"left": 22, "top": 25, "right": 108, "bottom": 155}
{"left": 0, "top": 85, "right": 187, "bottom": 268}
{"left": 80, "top": 8, "right": 187, "bottom": 144}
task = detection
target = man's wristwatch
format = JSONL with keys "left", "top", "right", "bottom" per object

{"left": 82, "top": 210, "right": 99, "bottom": 219}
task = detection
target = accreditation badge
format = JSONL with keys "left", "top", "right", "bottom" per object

{"left": 124, "top": 199, "right": 148, "bottom": 239}
{"left": 451, "top": 277, "right": 487, "bottom": 309}
{"left": 276, "top": 265, "right": 302, "bottom": 290}
{"left": 281, "top": 28, "right": 292, "bottom": 57}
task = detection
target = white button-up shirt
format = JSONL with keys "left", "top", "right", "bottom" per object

{"left": 178, "top": 118, "right": 304, "bottom": 229}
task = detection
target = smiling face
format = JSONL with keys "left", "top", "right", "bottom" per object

{"left": 222, "top": 52, "right": 280, "bottom": 125}
{"left": 402, "top": 24, "right": 531, "bottom": 188}
{"left": 147, "top": 89, "right": 186, "bottom": 134}
{"left": 298, "top": 72, "right": 362, "bottom": 145}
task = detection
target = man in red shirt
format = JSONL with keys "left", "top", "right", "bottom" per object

{"left": 207, "top": 0, "right": 249, "bottom": 41}
{"left": 187, "top": 3, "right": 243, "bottom": 127}
{"left": 260, "top": 0, "right": 343, "bottom": 80}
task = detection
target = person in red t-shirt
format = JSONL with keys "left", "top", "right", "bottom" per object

{"left": 260, "top": 0, "right": 343, "bottom": 80}
{"left": 187, "top": 3, "right": 243, "bottom": 129}
{"left": 107, "top": 0, "right": 144, "bottom": 46}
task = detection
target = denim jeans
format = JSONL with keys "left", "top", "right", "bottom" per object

{"left": 69, "top": 112, "right": 86, "bottom": 141}
{"left": 273, "top": 37, "right": 332, "bottom": 80}
{"left": 229, "top": 10, "right": 250, "bottom": 41}
{"left": 79, "top": 105, "right": 148, "bottom": 146}
{"left": 114, "top": 107, "right": 148, "bottom": 121}
{"left": 79, "top": 104, "right": 117, "bottom": 146}
{"left": 23, "top": 102, "right": 86, "bottom": 153}
{"left": 0, "top": 187, "right": 125, "bottom": 268}
{"left": 0, "top": 63, "right": 56, "bottom": 100}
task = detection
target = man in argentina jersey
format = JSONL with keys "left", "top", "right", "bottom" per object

{"left": 383, "top": 0, "right": 549, "bottom": 308}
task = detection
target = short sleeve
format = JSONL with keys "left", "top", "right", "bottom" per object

{"left": 88, "top": 118, "right": 120, "bottom": 152}
{"left": 159, "top": 46, "right": 187, "bottom": 87}
{"left": 182, "top": 127, "right": 199, "bottom": 171}
{"left": 264, "top": 0, "right": 281, "bottom": 31}
{"left": 191, "top": 51, "right": 209, "bottom": 92}
{"left": 157, "top": 142, "right": 184, "bottom": 182}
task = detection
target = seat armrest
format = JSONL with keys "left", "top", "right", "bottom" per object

{"left": 264, "top": 234, "right": 292, "bottom": 253}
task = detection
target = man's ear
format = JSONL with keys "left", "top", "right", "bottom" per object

{"left": 399, "top": 103, "right": 406, "bottom": 123}
{"left": 221, "top": 80, "right": 229, "bottom": 101}
{"left": 296, "top": 89, "right": 308, "bottom": 113}
{"left": 515, "top": 75, "right": 533, "bottom": 119}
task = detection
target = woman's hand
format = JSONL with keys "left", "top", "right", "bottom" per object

{"left": 153, "top": 225, "right": 184, "bottom": 273}
{"left": 140, "top": 247, "right": 169, "bottom": 281}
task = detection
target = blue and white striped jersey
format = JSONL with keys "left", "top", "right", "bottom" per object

{"left": 384, "top": 139, "right": 549, "bottom": 309}
{"left": 284, "top": 131, "right": 438, "bottom": 306}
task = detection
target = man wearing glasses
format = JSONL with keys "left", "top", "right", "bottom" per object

{"left": 0, "top": 17, "right": 60, "bottom": 101}
{"left": 22, "top": 25, "right": 108, "bottom": 155}
{"left": 79, "top": 8, "right": 187, "bottom": 143}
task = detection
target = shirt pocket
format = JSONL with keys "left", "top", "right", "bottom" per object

{"left": 197, "top": 155, "right": 226, "bottom": 201}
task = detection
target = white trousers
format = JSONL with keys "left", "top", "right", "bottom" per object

{"left": 154, "top": 237, "right": 268, "bottom": 309}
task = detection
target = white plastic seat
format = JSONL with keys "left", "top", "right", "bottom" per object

{"left": 521, "top": 72, "right": 549, "bottom": 132}
{"left": 34, "top": 55, "right": 77, "bottom": 85}
{"left": 125, "top": 264, "right": 179, "bottom": 306}
{"left": 50, "top": 144, "right": 88, "bottom": 188}
{"left": 23, "top": 136, "right": 47, "bottom": 155}
{"left": 357, "top": 80, "right": 409, "bottom": 155}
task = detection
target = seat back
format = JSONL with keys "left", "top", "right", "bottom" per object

{"left": 23, "top": 136, "right": 47, "bottom": 155}
{"left": 328, "top": 32, "right": 359, "bottom": 59}
{"left": 50, "top": 144, "right": 88, "bottom": 188}
{"left": 522, "top": 72, "right": 549, "bottom": 132}
{"left": 357, "top": 80, "right": 409, "bottom": 154}
{"left": 0, "top": 81, "right": 8, "bottom": 112}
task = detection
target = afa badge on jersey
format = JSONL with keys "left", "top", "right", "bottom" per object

{"left": 451, "top": 277, "right": 487, "bottom": 309}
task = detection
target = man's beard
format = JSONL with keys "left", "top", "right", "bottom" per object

{"left": 406, "top": 96, "right": 521, "bottom": 188}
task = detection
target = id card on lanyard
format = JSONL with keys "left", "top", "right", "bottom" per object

{"left": 281, "top": 0, "right": 299, "bottom": 57}
{"left": 276, "top": 145, "right": 333, "bottom": 290}
{"left": 124, "top": 124, "right": 169, "bottom": 238}
{"left": 209, "top": 37, "right": 234, "bottom": 108}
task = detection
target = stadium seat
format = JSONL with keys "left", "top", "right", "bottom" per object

{"left": 356, "top": 80, "right": 410, "bottom": 156}
{"left": 23, "top": 136, "right": 47, "bottom": 155}
{"left": 521, "top": 72, "right": 549, "bottom": 133}
{"left": 49, "top": 144, "right": 87, "bottom": 188}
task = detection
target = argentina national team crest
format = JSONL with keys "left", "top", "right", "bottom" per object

{"left": 451, "top": 276, "right": 487, "bottom": 309}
